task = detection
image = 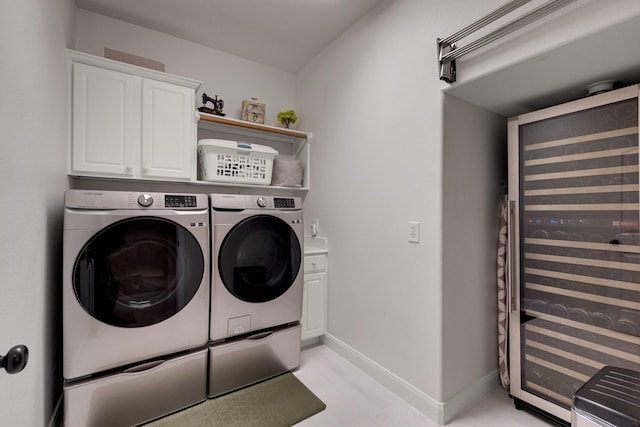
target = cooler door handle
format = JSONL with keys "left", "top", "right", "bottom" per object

{"left": 509, "top": 200, "right": 517, "bottom": 313}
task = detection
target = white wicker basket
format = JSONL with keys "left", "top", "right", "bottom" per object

{"left": 198, "top": 139, "right": 279, "bottom": 185}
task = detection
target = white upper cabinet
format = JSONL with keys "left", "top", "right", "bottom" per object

{"left": 68, "top": 50, "right": 200, "bottom": 182}
{"left": 71, "top": 62, "right": 140, "bottom": 177}
{"left": 141, "top": 79, "right": 195, "bottom": 180}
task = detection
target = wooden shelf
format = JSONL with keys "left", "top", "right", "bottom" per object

{"left": 189, "top": 180, "right": 307, "bottom": 191}
{"left": 197, "top": 112, "right": 310, "bottom": 144}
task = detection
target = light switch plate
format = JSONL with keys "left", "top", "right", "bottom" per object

{"left": 409, "top": 221, "right": 420, "bottom": 243}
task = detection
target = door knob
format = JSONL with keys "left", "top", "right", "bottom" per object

{"left": 0, "top": 345, "right": 28, "bottom": 374}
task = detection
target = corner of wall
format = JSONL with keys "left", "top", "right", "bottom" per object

{"left": 441, "top": 371, "right": 501, "bottom": 424}
{"left": 322, "top": 333, "right": 500, "bottom": 424}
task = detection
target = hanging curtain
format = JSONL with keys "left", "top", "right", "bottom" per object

{"left": 497, "top": 194, "right": 510, "bottom": 389}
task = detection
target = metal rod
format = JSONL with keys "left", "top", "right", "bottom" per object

{"left": 441, "top": 0, "right": 533, "bottom": 45}
{"left": 441, "top": 0, "right": 576, "bottom": 64}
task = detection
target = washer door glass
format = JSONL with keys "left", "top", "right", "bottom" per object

{"left": 73, "top": 217, "right": 204, "bottom": 327}
{"left": 218, "top": 215, "right": 301, "bottom": 303}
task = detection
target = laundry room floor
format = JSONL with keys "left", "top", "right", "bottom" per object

{"left": 293, "top": 344, "right": 555, "bottom": 426}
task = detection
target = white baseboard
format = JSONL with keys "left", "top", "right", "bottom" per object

{"left": 301, "top": 336, "right": 321, "bottom": 348}
{"left": 321, "top": 333, "right": 500, "bottom": 424}
{"left": 441, "top": 368, "right": 501, "bottom": 424}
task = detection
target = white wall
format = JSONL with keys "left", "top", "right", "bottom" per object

{"left": 296, "top": 0, "right": 505, "bottom": 415}
{"left": 0, "top": 0, "right": 75, "bottom": 425}
{"left": 296, "top": 0, "right": 640, "bottom": 423}
{"left": 442, "top": 94, "right": 506, "bottom": 401}
{"left": 75, "top": 9, "right": 296, "bottom": 126}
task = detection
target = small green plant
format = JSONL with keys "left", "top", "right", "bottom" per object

{"left": 277, "top": 110, "right": 298, "bottom": 128}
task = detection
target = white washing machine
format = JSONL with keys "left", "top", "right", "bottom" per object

{"left": 62, "top": 190, "right": 210, "bottom": 380}
{"left": 209, "top": 193, "right": 304, "bottom": 342}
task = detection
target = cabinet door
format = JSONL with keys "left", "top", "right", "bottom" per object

{"left": 71, "top": 63, "right": 140, "bottom": 177}
{"left": 302, "top": 272, "right": 326, "bottom": 341}
{"left": 141, "top": 79, "right": 195, "bottom": 181}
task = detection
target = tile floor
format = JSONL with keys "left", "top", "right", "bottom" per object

{"left": 293, "top": 344, "right": 557, "bottom": 426}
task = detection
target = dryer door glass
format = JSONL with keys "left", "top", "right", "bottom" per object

{"left": 218, "top": 215, "right": 302, "bottom": 303}
{"left": 73, "top": 217, "right": 204, "bottom": 327}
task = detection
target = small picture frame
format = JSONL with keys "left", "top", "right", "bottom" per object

{"left": 241, "top": 98, "right": 266, "bottom": 124}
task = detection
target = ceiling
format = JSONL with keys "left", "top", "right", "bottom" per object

{"left": 74, "top": 0, "right": 384, "bottom": 73}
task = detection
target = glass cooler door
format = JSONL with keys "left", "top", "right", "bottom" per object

{"left": 517, "top": 96, "right": 640, "bottom": 410}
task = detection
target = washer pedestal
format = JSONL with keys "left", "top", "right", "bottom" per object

{"left": 64, "top": 349, "right": 207, "bottom": 427}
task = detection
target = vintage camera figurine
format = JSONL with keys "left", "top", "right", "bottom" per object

{"left": 197, "top": 93, "right": 225, "bottom": 116}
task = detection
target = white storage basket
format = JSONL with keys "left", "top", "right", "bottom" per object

{"left": 198, "top": 139, "right": 278, "bottom": 185}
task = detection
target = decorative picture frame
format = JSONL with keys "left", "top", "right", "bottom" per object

{"left": 241, "top": 98, "right": 266, "bottom": 124}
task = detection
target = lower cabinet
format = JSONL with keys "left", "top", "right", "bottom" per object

{"left": 302, "top": 254, "right": 327, "bottom": 341}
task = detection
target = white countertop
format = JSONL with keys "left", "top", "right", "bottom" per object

{"left": 304, "top": 236, "right": 328, "bottom": 255}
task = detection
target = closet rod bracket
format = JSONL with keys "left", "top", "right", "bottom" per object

{"left": 437, "top": 39, "right": 456, "bottom": 84}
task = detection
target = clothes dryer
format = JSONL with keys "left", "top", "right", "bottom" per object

{"left": 209, "top": 193, "right": 303, "bottom": 342}
{"left": 63, "top": 190, "right": 210, "bottom": 380}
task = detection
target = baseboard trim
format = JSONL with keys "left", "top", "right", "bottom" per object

{"left": 321, "top": 333, "right": 500, "bottom": 424}
{"left": 301, "top": 336, "right": 321, "bottom": 348}
{"left": 442, "top": 368, "right": 501, "bottom": 423}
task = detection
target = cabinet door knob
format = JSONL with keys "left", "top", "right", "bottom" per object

{"left": 125, "top": 165, "right": 132, "bottom": 173}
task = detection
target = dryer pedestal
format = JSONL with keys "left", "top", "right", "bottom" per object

{"left": 208, "top": 324, "right": 301, "bottom": 398}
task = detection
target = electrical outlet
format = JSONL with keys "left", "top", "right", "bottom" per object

{"left": 311, "top": 219, "right": 319, "bottom": 236}
{"left": 408, "top": 221, "right": 420, "bottom": 243}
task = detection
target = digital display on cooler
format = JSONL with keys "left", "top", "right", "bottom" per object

{"left": 165, "top": 195, "right": 197, "bottom": 207}
{"left": 274, "top": 198, "right": 296, "bottom": 208}
{"left": 528, "top": 217, "right": 588, "bottom": 226}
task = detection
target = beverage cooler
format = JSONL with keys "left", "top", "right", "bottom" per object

{"left": 507, "top": 84, "right": 640, "bottom": 424}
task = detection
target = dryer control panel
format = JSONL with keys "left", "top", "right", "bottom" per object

{"left": 210, "top": 194, "right": 302, "bottom": 211}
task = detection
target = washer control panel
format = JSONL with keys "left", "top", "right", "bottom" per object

{"left": 274, "top": 198, "right": 296, "bottom": 209}
{"left": 64, "top": 190, "right": 207, "bottom": 210}
{"left": 165, "top": 194, "right": 198, "bottom": 208}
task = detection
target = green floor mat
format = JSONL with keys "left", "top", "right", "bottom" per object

{"left": 146, "top": 373, "right": 326, "bottom": 427}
